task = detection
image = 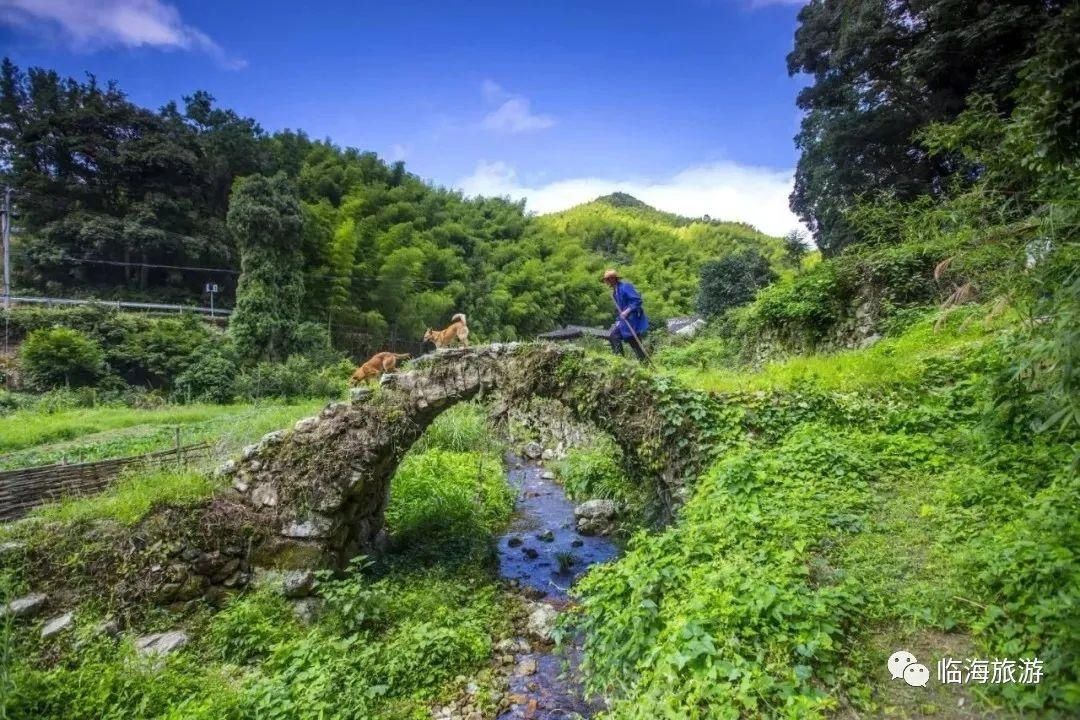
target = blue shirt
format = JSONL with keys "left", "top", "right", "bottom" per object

{"left": 613, "top": 280, "right": 649, "bottom": 338}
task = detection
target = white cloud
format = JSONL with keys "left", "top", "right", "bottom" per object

{"left": 479, "top": 80, "right": 555, "bottom": 134}
{"left": 0, "top": 0, "right": 245, "bottom": 69}
{"left": 457, "top": 160, "right": 803, "bottom": 237}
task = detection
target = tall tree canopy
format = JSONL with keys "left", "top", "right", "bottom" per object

{"left": 788, "top": 0, "right": 1068, "bottom": 255}
{"left": 227, "top": 173, "right": 305, "bottom": 362}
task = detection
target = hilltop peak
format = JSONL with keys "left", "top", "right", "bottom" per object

{"left": 594, "top": 192, "right": 653, "bottom": 210}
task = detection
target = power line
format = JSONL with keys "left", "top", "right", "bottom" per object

{"left": 61, "top": 255, "right": 240, "bottom": 275}
{"left": 55, "top": 255, "right": 460, "bottom": 286}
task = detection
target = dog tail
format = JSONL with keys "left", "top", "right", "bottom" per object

{"left": 451, "top": 313, "right": 467, "bottom": 324}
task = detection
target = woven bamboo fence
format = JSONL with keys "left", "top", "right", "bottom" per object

{"left": 0, "top": 442, "right": 211, "bottom": 521}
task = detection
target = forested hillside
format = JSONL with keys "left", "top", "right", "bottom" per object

{"left": 0, "top": 60, "right": 779, "bottom": 353}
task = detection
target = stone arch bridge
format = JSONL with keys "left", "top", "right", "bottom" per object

{"left": 14, "top": 344, "right": 735, "bottom": 610}
{"left": 222, "top": 343, "right": 717, "bottom": 571}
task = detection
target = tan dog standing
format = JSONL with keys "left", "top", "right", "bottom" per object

{"left": 349, "top": 352, "right": 411, "bottom": 386}
{"left": 423, "top": 313, "right": 469, "bottom": 349}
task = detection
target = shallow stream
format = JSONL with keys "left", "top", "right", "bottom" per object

{"left": 494, "top": 456, "right": 620, "bottom": 719}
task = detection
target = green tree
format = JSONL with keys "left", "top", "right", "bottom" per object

{"left": 788, "top": 0, "right": 1067, "bottom": 255}
{"left": 227, "top": 173, "right": 306, "bottom": 362}
{"left": 20, "top": 327, "right": 105, "bottom": 389}
{"left": 783, "top": 230, "right": 808, "bottom": 270}
{"left": 696, "top": 249, "right": 777, "bottom": 317}
{"left": 174, "top": 345, "right": 239, "bottom": 403}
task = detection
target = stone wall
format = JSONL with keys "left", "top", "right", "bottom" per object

{"left": 504, "top": 397, "right": 601, "bottom": 461}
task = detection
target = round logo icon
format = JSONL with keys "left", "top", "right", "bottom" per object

{"left": 888, "top": 650, "right": 917, "bottom": 680}
{"left": 903, "top": 663, "right": 930, "bottom": 687}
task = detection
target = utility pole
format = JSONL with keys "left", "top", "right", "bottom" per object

{"left": 205, "top": 282, "right": 219, "bottom": 318}
{"left": 2, "top": 186, "right": 11, "bottom": 310}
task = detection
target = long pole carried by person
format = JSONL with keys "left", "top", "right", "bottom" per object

{"left": 612, "top": 295, "right": 654, "bottom": 367}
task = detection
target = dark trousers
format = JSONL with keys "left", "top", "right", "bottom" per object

{"left": 609, "top": 324, "right": 647, "bottom": 362}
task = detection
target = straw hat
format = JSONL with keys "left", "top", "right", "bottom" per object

{"left": 601, "top": 269, "right": 619, "bottom": 282}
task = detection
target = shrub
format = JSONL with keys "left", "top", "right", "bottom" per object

{"left": 995, "top": 242, "right": 1080, "bottom": 446}
{"left": 175, "top": 346, "right": 240, "bottom": 403}
{"left": 570, "top": 427, "right": 876, "bottom": 718}
{"left": 696, "top": 249, "right": 777, "bottom": 317}
{"left": 558, "top": 441, "right": 642, "bottom": 506}
{"left": 0, "top": 390, "right": 32, "bottom": 414}
{"left": 5, "top": 637, "right": 242, "bottom": 720}
{"left": 5, "top": 305, "right": 117, "bottom": 342}
{"left": 206, "top": 588, "right": 299, "bottom": 665}
{"left": 783, "top": 230, "right": 809, "bottom": 269}
{"left": 289, "top": 321, "right": 341, "bottom": 366}
{"left": 19, "top": 327, "right": 105, "bottom": 389}
{"left": 236, "top": 355, "right": 349, "bottom": 400}
{"left": 744, "top": 260, "right": 850, "bottom": 347}
{"left": 107, "top": 313, "right": 213, "bottom": 388}
{"left": 7, "top": 308, "right": 223, "bottom": 393}
{"left": 654, "top": 335, "right": 736, "bottom": 371}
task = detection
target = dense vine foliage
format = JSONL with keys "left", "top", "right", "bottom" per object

{"left": 569, "top": 315, "right": 1079, "bottom": 717}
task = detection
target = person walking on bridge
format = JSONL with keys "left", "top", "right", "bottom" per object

{"left": 602, "top": 269, "right": 649, "bottom": 363}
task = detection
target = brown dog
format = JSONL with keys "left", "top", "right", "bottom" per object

{"left": 348, "top": 352, "right": 411, "bottom": 386}
{"left": 423, "top": 313, "right": 469, "bottom": 349}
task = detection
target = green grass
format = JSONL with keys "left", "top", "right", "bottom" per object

{"left": 0, "top": 400, "right": 323, "bottom": 527}
{"left": 8, "top": 299, "right": 1074, "bottom": 719}
{"left": 410, "top": 401, "right": 500, "bottom": 455}
{"left": 29, "top": 467, "right": 218, "bottom": 525}
{"left": 668, "top": 308, "right": 1000, "bottom": 394}
{"left": 567, "top": 310, "right": 1079, "bottom": 718}
{"left": 0, "top": 404, "right": 241, "bottom": 453}
{"left": 3, "top": 398, "right": 520, "bottom": 720}
{"left": 0, "top": 400, "right": 323, "bottom": 470}
{"left": 385, "top": 403, "right": 511, "bottom": 565}
{"left": 387, "top": 450, "right": 511, "bottom": 536}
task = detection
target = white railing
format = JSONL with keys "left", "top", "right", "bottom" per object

{"left": 2, "top": 294, "right": 230, "bottom": 316}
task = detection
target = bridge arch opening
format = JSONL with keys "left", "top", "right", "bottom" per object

{"left": 224, "top": 344, "right": 716, "bottom": 572}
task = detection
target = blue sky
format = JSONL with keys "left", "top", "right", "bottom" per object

{"left": 0, "top": 0, "right": 808, "bottom": 235}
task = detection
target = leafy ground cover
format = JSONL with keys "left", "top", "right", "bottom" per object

{"left": 566, "top": 309, "right": 1079, "bottom": 718}
{"left": 660, "top": 308, "right": 1000, "bottom": 395}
